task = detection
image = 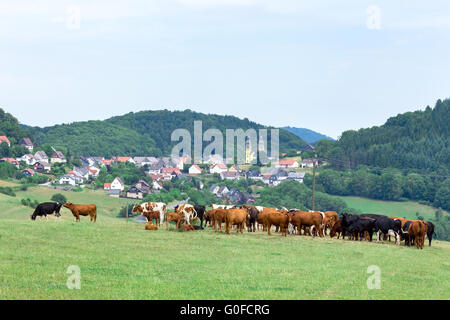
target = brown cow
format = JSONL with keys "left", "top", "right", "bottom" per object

{"left": 213, "top": 209, "right": 227, "bottom": 232}
{"left": 225, "top": 208, "right": 249, "bottom": 235}
{"left": 329, "top": 219, "right": 342, "bottom": 239}
{"left": 183, "top": 224, "right": 195, "bottom": 232}
{"left": 165, "top": 211, "right": 184, "bottom": 230}
{"left": 204, "top": 209, "right": 215, "bottom": 228}
{"left": 264, "top": 209, "right": 290, "bottom": 236}
{"left": 145, "top": 221, "right": 158, "bottom": 230}
{"left": 142, "top": 210, "right": 161, "bottom": 225}
{"left": 288, "top": 210, "right": 323, "bottom": 237}
{"left": 132, "top": 202, "right": 166, "bottom": 225}
{"left": 63, "top": 202, "right": 97, "bottom": 222}
{"left": 408, "top": 220, "right": 428, "bottom": 249}
{"left": 323, "top": 211, "right": 339, "bottom": 235}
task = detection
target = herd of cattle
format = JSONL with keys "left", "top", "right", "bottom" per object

{"left": 30, "top": 201, "right": 435, "bottom": 249}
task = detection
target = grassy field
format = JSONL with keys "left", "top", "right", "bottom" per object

{"left": 335, "top": 196, "right": 448, "bottom": 220}
{"left": 0, "top": 182, "right": 449, "bottom": 300}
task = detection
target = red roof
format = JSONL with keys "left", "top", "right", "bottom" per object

{"left": 116, "top": 157, "right": 131, "bottom": 163}
{"left": 210, "top": 163, "right": 227, "bottom": 169}
{"left": 149, "top": 174, "right": 163, "bottom": 180}
{"left": 22, "top": 168, "right": 35, "bottom": 174}
{"left": 0, "top": 136, "right": 10, "bottom": 144}
{"left": 278, "top": 159, "right": 298, "bottom": 165}
{"left": 21, "top": 138, "right": 33, "bottom": 146}
{"left": 104, "top": 183, "right": 111, "bottom": 188}
{"left": 161, "top": 167, "right": 182, "bottom": 175}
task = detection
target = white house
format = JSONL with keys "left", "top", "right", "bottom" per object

{"left": 301, "top": 158, "right": 318, "bottom": 168}
{"left": 51, "top": 151, "right": 67, "bottom": 164}
{"left": 20, "top": 138, "right": 34, "bottom": 152}
{"left": 59, "top": 174, "right": 81, "bottom": 186}
{"left": 18, "top": 154, "right": 37, "bottom": 166}
{"left": 276, "top": 159, "right": 300, "bottom": 168}
{"left": 188, "top": 164, "right": 202, "bottom": 175}
{"left": 34, "top": 151, "right": 49, "bottom": 162}
{"left": 111, "top": 177, "right": 125, "bottom": 191}
{"left": 209, "top": 163, "right": 228, "bottom": 174}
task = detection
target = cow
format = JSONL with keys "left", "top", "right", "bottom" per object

{"left": 142, "top": 210, "right": 161, "bottom": 225}
{"left": 183, "top": 224, "right": 195, "bottom": 232}
{"left": 165, "top": 211, "right": 184, "bottom": 230}
{"left": 374, "top": 217, "right": 402, "bottom": 245}
{"left": 204, "top": 209, "right": 215, "bottom": 228}
{"left": 242, "top": 205, "right": 259, "bottom": 232}
{"left": 329, "top": 219, "right": 342, "bottom": 239}
{"left": 145, "top": 221, "right": 158, "bottom": 230}
{"left": 257, "top": 207, "right": 278, "bottom": 231}
{"left": 408, "top": 220, "right": 428, "bottom": 249}
{"left": 264, "top": 209, "right": 290, "bottom": 237}
{"left": 132, "top": 202, "right": 166, "bottom": 225}
{"left": 425, "top": 221, "right": 435, "bottom": 247}
{"left": 213, "top": 208, "right": 228, "bottom": 232}
{"left": 289, "top": 210, "right": 323, "bottom": 237}
{"left": 31, "top": 202, "right": 63, "bottom": 221}
{"left": 175, "top": 204, "right": 197, "bottom": 225}
{"left": 340, "top": 213, "right": 360, "bottom": 239}
{"left": 347, "top": 216, "right": 376, "bottom": 241}
{"left": 63, "top": 202, "right": 97, "bottom": 222}
{"left": 225, "top": 208, "right": 249, "bottom": 235}
{"left": 323, "top": 211, "right": 339, "bottom": 235}
{"left": 193, "top": 205, "right": 206, "bottom": 227}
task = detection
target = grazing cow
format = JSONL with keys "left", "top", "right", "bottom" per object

{"left": 183, "top": 224, "right": 195, "bottom": 232}
{"left": 425, "top": 221, "right": 435, "bottom": 247}
{"left": 264, "top": 209, "right": 290, "bottom": 237}
{"left": 165, "top": 211, "right": 184, "bottom": 230}
{"left": 242, "top": 205, "right": 259, "bottom": 232}
{"left": 175, "top": 204, "right": 197, "bottom": 225}
{"left": 31, "top": 202, "right": 63, "bottom": 221}
{"left": 289, "top": 210, "right": 323, "bottom": 237}
{"left": 323, "top": 211, "right": 339, "bottom": 235}
{"left": 145, "top": 222, "right": 158, "bottom": 230}
{"left": 193, "top": 205, "right": 206, "bottom": 227}
{"left": 374, "top": 217, "right": 402, "bottom": 245}
{"left": 132, "top": 202, "right": 166, "bottom": 225}
{"left": 340, "top": 213, "right": 360, "bottom": 239}
{"left": 257, "top": 208, "right": 278, "bottom": 231}
{"left": 408, "top": 220, "right": 428, "bottom": 249}
{"left": 63, "top": 202, "right": 97, "bottom": 222}
{"left": 213, "top": 209, "right": 228, "bottom": 232}
{"left": 204, "top": 209, "right": 215, "bottom": 227}
{"left": 329, "top": 219, "right": 342, "bottom": 239}
{"left": 347, "top": 216, "right": 376, "bottom": 241}
{"left": 225, "top": 208, "right": 249, "bottom": 235}
{"left": 141, "top": 209, "right": 161, "bottom": 225}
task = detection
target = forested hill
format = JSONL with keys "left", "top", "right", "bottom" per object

{"left": 326, "top": 99, "right": 450, "bottom": 172}
{"left": 27, "top": 109, "right": 307, "bottom": 157}
{"left": 0, "top": 109, "right": 29, "bottom": 144}
{"left": 283, "top": 126, "right": 335, "bottom": 144}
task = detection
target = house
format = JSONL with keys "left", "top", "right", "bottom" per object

{"left": 204, "top": 154, "right": 224, "bottom": 165}
{"left": 276, "top": 159, "right": 300, "bottom": 168}
{"left": 225, "top": 188, "right": 247, "bottom": 204}
{"left": 109, "top": 189, "right": 121, "bottom": 198}
{"left": 126, "top": 185, "right": 146, "bottom": 200}
{"left": 188, "top": 164, "right": 202, "bottom": 175}
{"left": 245, "top": 169, "right": 262, "bottom": 181}
{"left": 148, "top": 173, "right": 163, "bottom": 181}
{"left": 0, "top": 136, "right": 10, "bottom": 147}
{"left": 161, "top": 167, "right": 182, "bottom": 180}
{"left": 51, "top": 151, "right": 67, "bottom": 164}
{"left": 21, "top": 168, "right": 35, "bottom": 177}
{"left": 34, "top": 151, "right": 49, "bottom": 162}
{"left": 209, "top": 163, "right": 228, "bottom": 174}
{"left": 116, "top": 157, "right": 135, "bottom": 165}
{"left": 88, "top": 167, "right": 100, "bottom": 178}
{"left": 72, "top": 167, "right": 90, "bottom": 180}
{"left": 209, "top": 184, "right": 220, "bottom": 195}
{"left": 18, "top": 154, "right": 37, "bottom": 166}
{"left": 287, "top": 171, "right": 305, "bottom": 183}
{"left": 59, "top": 174, "right": 82, "bottom": 186}
{"left": 147, "top": 159, "right": 166, "bottom": 174}
{"left": 134, "top": 180, "right": 150, "bottom": 194}
{"left": 209, "top": 184, "right": 229, "bottom": 198}
{"left": 0, "top": 157, "right": 19, "bottom": 168}
{"left": 220, "top": 171, "right": 241, "bottom": 181}
{"left": 20, "top": 138, "right": 33, "bottom": 152}
{"left": 301, "top": 158, "right": 318, "bottom": 168}
{"left": 102, "top": 159, "right": 112, "bottom": 166}
{"left": 171, "top": 156, "right": 189, "bottom": 170}
{"left": 152, "top": 180, "right": 163, "bottom": 191}
{"left": 228, "top": 165, "right": 241, "bottom": 173}
{"left": 302, "top": 144, "right": 316, "bottom": 152}
{"left": 110, "top": 177, "right": 124, "bottom": 191}
{"left": 133, "top": 157, "right": 153, "bottom": 167}
{"left": 104, "top": 183, "right": 112, "bottom": 190}
{"left": 33, "top": 161, "right": 51, "bottom": 173}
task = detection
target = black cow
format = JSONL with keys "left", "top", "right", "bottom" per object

{"left": 348, "top": 217, "right": 376, "bottom": 241}
{"left": 425, "top": 221, "right": 435, "bottom": 247}
{"left": 374, "top": 217, "right": 402, "bottom": 245}
{"left": 31, "top": 202, "right": 63, "bottom": 220}
{"left": 194, "top": 205, "right": 206, "bottom": 227}
{"left": 402, "top": 221, "right": 413, "bottom": 246}
{"left": 340, "top": 213, "right": 360, "bottom": 239}
{"left": 244, "top": 205, "right": 259, "bottom": 232}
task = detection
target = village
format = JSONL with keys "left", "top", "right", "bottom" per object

{"left": 0, "top": 135, "right": 320, "bottom": 204}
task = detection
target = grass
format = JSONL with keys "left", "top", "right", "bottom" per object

{"left": 335, "top": 196, "right": 448, "bottom": 220}
{"left": 0, "top": 181, "right": 449, "bottom": 300}
{"left": 0, "top": 218, "right": 449, "bottom": 300}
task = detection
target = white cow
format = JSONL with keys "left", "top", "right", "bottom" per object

{"left": 132, "top": 202, "right": 167, "bottom": 225}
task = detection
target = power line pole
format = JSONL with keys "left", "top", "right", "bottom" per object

{"left": 312, "top": 157, "right": 317, "bottom": 211}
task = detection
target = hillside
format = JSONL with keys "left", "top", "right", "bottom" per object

{"left": 26, "top": 109, "right": 306, "bottom": 157}
{"left": 328, "top": 99, "right": 449, "bottom": 172}
{"left": 283, "top": 126, "right": 334, "bottom": 144}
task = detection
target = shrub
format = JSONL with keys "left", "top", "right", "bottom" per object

{"left": 51, "top": 193, "right": 67, "bottom": 204}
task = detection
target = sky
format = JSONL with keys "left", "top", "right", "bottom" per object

{"left": 0, "top": 0, "right": 449, "bottom": 139}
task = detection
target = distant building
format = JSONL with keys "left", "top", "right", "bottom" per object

{"left": 110, "top": 177, "right": 124, "bottom": 191}
{"left": 20, "top": 138, "right": 34, "bottom": 152}
{"left": 209, "top": 163, "right": 228, "bottom": 174}
{"left": 276, "top": 159, "right": 300, "bottom": 169}
{"left": 18, "top": 154, "right": 37, "bottom": 166}
{"left": 301, "top": 158, "right": 318, "bottom": 168}
{"left": 126, "top": 185, "right": 146, "bottom": 200}
{"left": 33, "top": 161, "right": 51, "bottom": 173}
{"left": 188, "top": 164, "right": 202, "bottom": 175}
{"left": 34, "top": 151, "right": 49, "bottom": 163}
{"left": 51, "top": 151, "right": 67, "bottom": 164}
{"left": 109, "top": 189, "right": 121, "bottom": 198}
{"left": 21, "top": 168, "right": 35, "bottom": 177}
{"left": 0, "top": 136, "right": 10, "bottom": 147}
{"left": 220, "top": 171, "right": 241, "bottom": 181}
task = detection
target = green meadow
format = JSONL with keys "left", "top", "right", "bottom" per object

{"left": 0, "top": 182, "right": 449, "bottom": 300}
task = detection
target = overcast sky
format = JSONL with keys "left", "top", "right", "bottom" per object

{"left": 1, "top": 0, "right": 449, "bottom": 139}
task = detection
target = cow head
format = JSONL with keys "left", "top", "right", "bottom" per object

{"left": 30, "top": 214, "right": 36, "bottom": 220}
{"left": 63, "top": 202, "right": 73, "bottom": 209}
{"left": 132, "top": 205, "right": 143, "bottom": 213}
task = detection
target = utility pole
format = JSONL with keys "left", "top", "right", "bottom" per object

{"left": 126, "top": 204, "right": 129, "bottom": 224}
{"left": 312, "top": 155, "right": 317, "bottom": 211}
